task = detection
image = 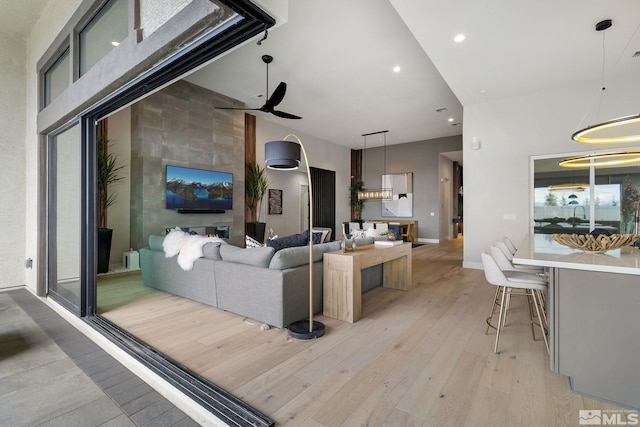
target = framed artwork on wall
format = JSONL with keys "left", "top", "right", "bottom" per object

{"left": 268, "top": 188, "right": 283, "bottom": 214}
{"left": 382, "top": 172, "right": 413, "bottom": 217}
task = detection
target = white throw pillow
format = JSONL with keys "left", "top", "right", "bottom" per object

{"left": 376, "top": 223, "right": 389, "bottom": 234}
{"left": 245, "top": 235, "right": 264, "bottom": 248}
{"left": 365, "top": 226, "right": 377, "bottom": 238}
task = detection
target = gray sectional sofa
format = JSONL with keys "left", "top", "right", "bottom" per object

{"left": 139, "top": 235, "right": 382, "bottom": 328}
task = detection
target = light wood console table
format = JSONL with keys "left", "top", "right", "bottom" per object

{"left": 323, "top": 243, "right": 412, "bottom": 323}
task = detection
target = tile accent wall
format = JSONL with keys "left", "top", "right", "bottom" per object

{"left": 130, "top": 80, "right": 245, "bottom": 249}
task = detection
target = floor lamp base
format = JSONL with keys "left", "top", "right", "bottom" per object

{"left": 288, "top": 320, "right": 325, "bottom": 340}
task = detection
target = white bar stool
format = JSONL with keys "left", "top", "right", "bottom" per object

{"left": 481, "top": 252, "right": 549, "bottom": 354}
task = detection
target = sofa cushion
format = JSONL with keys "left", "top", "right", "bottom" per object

{"left": 266, "top": 231, "right": 308, "bottom": 251}
{"left": 149, "top": 235, "right": 164, "bottom": 251}
{"left": 220, "top": 244, "right": 275, "bottom": 268}
{"left": 269, "top": 240, "right": 342, "bottom": 270}
{"left": 202, "top": 242, "right": 224, "bottom": 260}
{"left": 269, "top": 246, "right": 317, "bottom": 270}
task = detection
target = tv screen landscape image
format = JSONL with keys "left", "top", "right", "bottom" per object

{"left": 166, "top": 165, "right": 233, "bottom": 212}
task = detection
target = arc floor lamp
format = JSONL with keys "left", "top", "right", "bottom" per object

{"left": 265, "top": 134, "right": 325, "bottom": 339}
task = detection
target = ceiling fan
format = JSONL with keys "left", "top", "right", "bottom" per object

{"left": 216, "top": 55, "right": 302, "bottom": 119}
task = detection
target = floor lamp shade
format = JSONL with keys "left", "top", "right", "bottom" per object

{"left": 265, "top": 140, "right": 301, "bottom": 170}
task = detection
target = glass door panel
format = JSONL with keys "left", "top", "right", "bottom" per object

{"left": 48, "top": 124, "right": 82, "bottom": 312}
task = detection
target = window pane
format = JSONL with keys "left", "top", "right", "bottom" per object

{"left": 595, "top": 166, "right": 640, "bottom": 234}
{"left": 44, "top": 49, "right": 70, "bottom": 107}
{"left": 534, "top": 156, "right": 640, "bottom": 235}
{"left": 533, "top": 157, "right": 590, "bottom": 235}
{"left": 50, "top": 124, "right": 82, "bottom": 310}
{"left": 79, "top": 0, "right": 128, "bottom": 76}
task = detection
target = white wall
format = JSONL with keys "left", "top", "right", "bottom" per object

{"left": 22, "top": 0, "right": 84, "bottom": 292}
{"left": 361, "top": 136, "right": 462, "bottom": 241}
{"left": 255, "top": 117, "right": 351, "bottom": 239}
{"left": 463, "top": 72, "right": 640, "bottom": 268}
{"left": 0, "top": 32, "right": 27, "bottom": 289}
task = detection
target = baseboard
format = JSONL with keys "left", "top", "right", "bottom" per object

{"left": 463, "top": 260, "right": 483, "bottom": 270}
{"left": 418, "top": 238, "right": 439, "bottom": 244}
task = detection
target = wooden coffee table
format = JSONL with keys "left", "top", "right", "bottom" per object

{"left": 323, "top": 243, "right": 412, "bottom": 323}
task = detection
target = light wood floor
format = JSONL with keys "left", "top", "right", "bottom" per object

{"left": 97, "top": 239, "right": 623, "bottom": 426}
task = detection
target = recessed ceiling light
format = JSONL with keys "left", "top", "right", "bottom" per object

{"left": 479, "top": 89, "right": 487, "bottom": 93}
{"left": 393, "top": 66, "right": 401, "bottom": 73}
{"left": 448, "top": 117, "right": 454, "bottom": 122}
{"left": 111, "top": 41, "right": 120, "bottom": 46}
{"left": 454, "top": 34, "right": 466, "bottom": 43}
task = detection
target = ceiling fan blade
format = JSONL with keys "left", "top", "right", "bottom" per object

{"left": 263, "top": 82, "right": 287, "bottom": 110}
{"left": 272, "top": 110, "right": 302, "bottom": 120}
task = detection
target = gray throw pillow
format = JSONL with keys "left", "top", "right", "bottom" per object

{"left": 202, "top": 242, "right": 224, "bottom": 260}
{"left": 220, "top": 244, "right": 275, "bottom": 268}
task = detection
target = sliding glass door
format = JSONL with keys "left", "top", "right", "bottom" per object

{"left": 47, "top": 123, "right": 84, "bottom": 314}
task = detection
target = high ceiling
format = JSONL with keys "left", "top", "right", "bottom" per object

{"left": 186, "top": 0, "right": 640, "bottom": 149}
{"left": 186, "top": 0, "right": 464, "bottom": 149}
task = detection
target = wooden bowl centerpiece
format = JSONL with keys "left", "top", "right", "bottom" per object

{"left": 552, "top": 232, "right": 640, "bottom": 254}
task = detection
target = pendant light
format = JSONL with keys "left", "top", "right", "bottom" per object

{"left": 357, "top": 130, "right": 392, "bottom": 200}
{"left": 548, "top": 183, "right": 588, "bottom": 192}
{"left": 559, "top": 150, "right": 640, "bottom": 168}
{"left": 571, "top": 19, "right": 640, "bottom": 144}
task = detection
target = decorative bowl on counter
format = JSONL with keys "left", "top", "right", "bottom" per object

{"left": 552, "top": 233, "right": 640, "bottom": 254}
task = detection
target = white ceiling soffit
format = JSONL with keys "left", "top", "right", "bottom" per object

{"left": 389, "top": 0, "right": 640, "bottom": 107}
{"left": 185, "top": 0, "right": 463, "bottom": 149}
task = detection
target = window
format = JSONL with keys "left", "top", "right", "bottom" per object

{"left": 533, "top": 156, "right": 640, "bottom": 235}
{"left": 79, "top": 0, "right": 128, "bottom": 76}
{"left": 43, "top": 48, "right": 70, "bottom": 107}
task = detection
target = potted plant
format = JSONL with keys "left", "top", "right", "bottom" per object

{"left": 245, "top": 161, "right": 269, "bottom": 243}
{"left": 349, "top": 180, "right": 365, "bottom": 221}
{"left": 97, "top": 134, "right": 124, "bottom": 273}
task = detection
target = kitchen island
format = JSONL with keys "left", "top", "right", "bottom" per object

{"left": 513, "top": 234, "right": 640, "bottom": 409}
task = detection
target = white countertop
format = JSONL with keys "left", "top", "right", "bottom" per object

{"left": 513, "top": 234, "right": 640, "bottom": 275}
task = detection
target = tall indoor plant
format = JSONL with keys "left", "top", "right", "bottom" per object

{"left": 97, "top": 134, "right": 124, "bottom": 273}
{"left": 349, "top": 180, "right": 365, "bottom": 221}
{"left": 245, "top": 161, "right": 269, "bottom": 243}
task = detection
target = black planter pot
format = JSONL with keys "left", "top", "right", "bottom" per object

{"left": 246, "top": 222, "right": 266, "bottom": 244}
{"left": 97, "top": 228, "right": 113, "bottom": 274}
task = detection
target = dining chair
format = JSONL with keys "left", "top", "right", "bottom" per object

{"left": 503, "top": 236, "right": 518, "bottom": 254}
{"left": 400, "top": 223, "right": 414, "bottom": 243}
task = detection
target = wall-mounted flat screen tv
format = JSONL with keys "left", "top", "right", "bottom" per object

{"left": 166, "top": 165, "right": 233, "bottom": 212}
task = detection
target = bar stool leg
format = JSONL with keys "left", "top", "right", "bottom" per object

{"left": 531, "top": 290, "right": 550, "bottom": 354}
{"left": 494, "top": 286, "right": 508, "bottom": 353}
{"left": 486, "top": 286, "right": 502, "bottom": 333}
